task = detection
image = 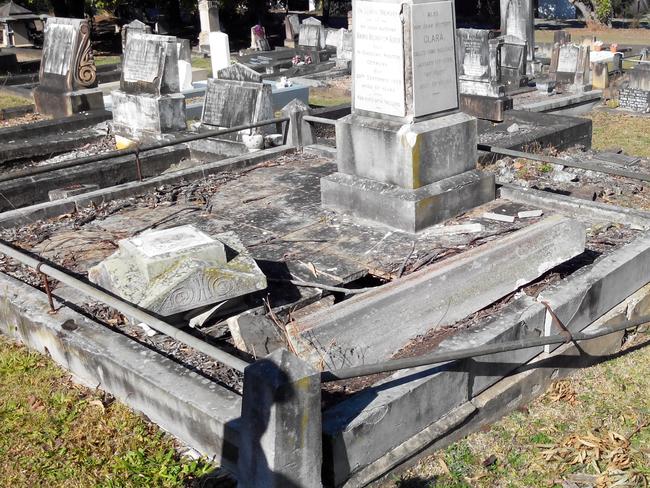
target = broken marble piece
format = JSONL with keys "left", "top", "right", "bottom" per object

{"left": 517, "top": 209, "right": 544, "bottom": 219}
{"left": 483, "top": 212, "right": 516, "bottom": 223}
{"left": 89, "top": 225, "right": 267, "bottom": 317}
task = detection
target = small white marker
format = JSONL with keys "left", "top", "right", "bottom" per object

{"left": 483, "top": 212, "right": 516, "bottom": 223}
{"left": 517, "top": 209, "right": 544, "bottom": 219}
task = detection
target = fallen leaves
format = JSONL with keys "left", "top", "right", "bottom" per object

{"left": 546, "top": 379, "right": 579, "bottom": 406}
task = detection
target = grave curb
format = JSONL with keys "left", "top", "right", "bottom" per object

{"left": 0, "top": 272, "right": 242, "bottom": 472}
{"left": 0, "top": 145, "right": 294, "bottom": 229}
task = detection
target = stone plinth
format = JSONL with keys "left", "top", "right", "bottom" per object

{"left": 33, "top": 18, "right": 104, "bottom": 118}
{"left": 322, "top": 0, "right": 494, "bottom": 233}
{"left": 322, "top": 170, "right": 495, "bottom": 233}
{"left": 198, "top": 0, "right": 220, "bottom": 53}
{"left": 89, "top": 226, "right": 267, "bottom": 318}
{"left": 336, "top": 112, "right": 477, "bottom": 189}
{"left": 112, "top": 92, "right": 186, "bottom": 141}
{"left": 112, "top": 32, "right": 186, "bottom": 143}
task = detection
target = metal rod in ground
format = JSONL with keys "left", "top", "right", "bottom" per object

{"left": 0, "top": 117, "right": 290, "bottom": 184}
{"left": 479, "top": 144, "right": 650, "bottom": 183}
{"left": 320, "top": 315, "right": 650, "bottom": 382}
{"left": 0, "top": 240, "right": 251, "bottom": 373}
{"left": 303, "top": 115, "right": 337, "bottom": 126}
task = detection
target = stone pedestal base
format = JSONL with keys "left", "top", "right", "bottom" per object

{"left": 284, "top": 39, "right": 297, "bottom": 48}
{"left": 336, "top": 112, "right": 478, "bottom": 190}
{"left": 34, "top": 86, "right": 105, "bottom": 118}
{"left": 460, "top": 94, "right": 513, "bottom": 122}
{"left": 112, "top": 90, "right": 186, "bottom": 142}
{"left": 321, "top": 170, "right": 495, "bottom": 233}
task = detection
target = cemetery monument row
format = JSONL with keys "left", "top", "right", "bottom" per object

{"left": 321, "top": 0, "right": 495, "bottom": 233}
{"left": 33, "top": 17, "right": 105, "bottom": 117}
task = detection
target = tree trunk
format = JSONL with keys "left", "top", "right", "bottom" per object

{"left": 567, "top": 0, "right": 597, "bottom": 22}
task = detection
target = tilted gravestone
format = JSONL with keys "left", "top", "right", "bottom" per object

{"left": 456, "top": 28, "right": 512, "bottom": 121}
{"left": 198, "top": 0, "right": 220, "bottom": 53}
{"left": 284, "top": 14, "right": 300, "bottom": 47}
{"left": 549, "top": 43, "right": 591, "bottom": 92}
{"left": 121, "top": 19, "right": 151, "bottom": 55}
{"left": 500, "top": 0, "right": 538, "bottom": 73}
{"left": 111, "top": 32, "right": 186, "bottom": 144}
{"left": 33, "top": 17, "right": 105, "bottom": 117}
{"left": 321, "top": 0, "right": 495, "bottom": 233}
{"left": 177, "top": 38, "right": 193, "bottom": 91}
{"left": 201, "top": 63, "right": 274, "bottom": 138}
{"left": 89, "top": 225, "right": 267, "bottom": 318}
{"left": 619, "top": 63, "right": 650, "bottom": 113}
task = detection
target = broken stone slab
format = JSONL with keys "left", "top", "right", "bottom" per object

{"left": 89, "top": 226, "right": 267, "bottom": 317}
{"left": 483, "top": 211, "right": 516, "bottom": 223}
{"left": 48, "top": 184, "right": 100, "bottom": 201}
{"left": 517, "top": 209, "right": 543, "bottom": 219}
{"left": 425, "top": 223, "right": 484, "bottom": 236}
{"left": 287, "top": 215, "right": 586, "bottom": 370}
{"left": 538, "top": 231, "right": 650, "bottom": 353}
{"left": 228, "top": 310, "right": 286, "bottom": 356}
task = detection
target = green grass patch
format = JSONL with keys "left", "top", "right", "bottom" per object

{"left": 95, "top": 55, "right": 121, "bottom": 67}
{"left": 191, "top": 56, "right": 212, "bottom": 76}
{"left": 0, "top": 336, "right": 216, "bottom": 487}
{"left": 587, "top": 111, "right": 650, "bottom": 158}
{"left": 390, "top": 338, "right": 650, "bottom": 487}
{"left": 0, "top": 90, "right": 31, "bottom": 110}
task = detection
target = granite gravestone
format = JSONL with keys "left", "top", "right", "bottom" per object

{"left": 201, "top": 63, "right": 274, "bottom": 138}
{"left": 111, "top": 33, "right": 186, "bottom": 145}
{"left": 549, "top": 43, "right": 591, "bottom": 91}
{"left": 33, "top": 18, "right": 105, "bottom": 117}
{"left": 456, "top": 29, "right": 512, "bottom": 121}
{"left": 619, "top": 64, "right": 650, "bottom": 113}
{"left": 198, "top": 0, "right": 220, "bottom": 53}
{"left": 321, "top": 0, "right": 495, "bottom": 233}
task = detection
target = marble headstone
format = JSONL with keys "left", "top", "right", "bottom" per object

{"left": 302, "top": 16, "right": 326, "bottom": 49}
{"left": 353, "top": 0, "right": 459, "bottom": 121}
{"left": 500, "top": 0, "right": 534, "bottom": 62}
{"left": 177, "top": 38, "right": 193, "bottom": 91}
{"left": 201, "top": 63, "right": 273, "bottom": 136}
{"left": 210, "top": 31, "right": 231, "bottom": 75}
{"left": 550, "top": 43, "right": 591, "bottom": 90}
{"left": 34, "top": 17, "right": 105, "bottom": 117}
{"left": 321, "top": 0, "right": 494, "bottom": 233}
{"left": 89, "top": 226, "right": 267, "bottom": 317}
{"left": 198, "top": 0, "right": 220, "bottom": 53}
{"left": 121, "top": 19, "right": 151, "bottom": 55}
{"left": 112, "top": 33, "right": 186, "bottom": 143}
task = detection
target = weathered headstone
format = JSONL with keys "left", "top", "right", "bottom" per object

{"left": 284, "top": 14, "right": 300, "bottom": 48}
{"left": 201, "top": 63, "right": 274, "bottom": 138}
{"left": 336, "top": 29, "right": 353, "bottom": 71}
{"left": 321, "top": 0, "right": 495, "bottom": 233}
{"left": 298, "top": 23, "right": 322, "bottom": 49}
{"left": 498, "top": 35, "right": 528, "bottom": 90}
{"left": 456, "top": 29, "right": 512, "bottom": 121}
{"left": 198, "top": 0, "right": 220, "bottom": 53}
{"left": 121, "top": 19, "right": 151, "bottom": 55}
{"left": 302, "top": 16, "right": 326, "bottom": 49}
{"left": 177, "top": 38, "right": 193, "bottom": 91}
{"left": 33, "top": 18, "right": 105, "bottom": 118}
{"left": 209, "top": 31, "right": 230, "bottom": 75}
{"left": 549, "top": 43, "right": 591, "bottom": 92}
{"left": 619, "top": 64, "right": 650, "bottom": 113}
{"left": 251, "top": 24, "right": 271, "bottom": 51}
{"left": 89, "top": 226, "right": 267, "bottom": 318}
{"left": 500, "top": 0, "right": 538, "bottom": 74}
{"left": 111, "top": 33, "right": 186, "bottom": 145}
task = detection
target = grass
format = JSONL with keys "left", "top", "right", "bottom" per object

{"left": 587, "top": 111, "right": 650, "bottom": 158}
{"left": 0, "top": 90, "right": 31, "bottom": 110}
{"left": 191, "top": 56, "right": 213, "bottom": 77}
{"left": 0, "top": 335, "right": 216, "bottom": 487}
{"left": 389, "top": 337, "right": 650, "bottom": 487}
{"left": 536, "top": 27, "right": 650, "bottom": 45}
{"left": 94, "top": 55, "right": 121, "bottom": 67}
